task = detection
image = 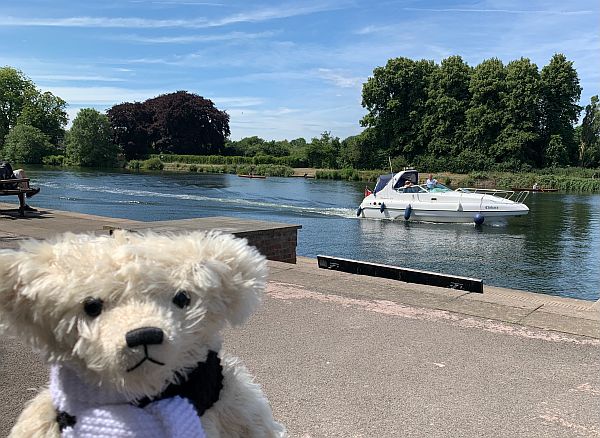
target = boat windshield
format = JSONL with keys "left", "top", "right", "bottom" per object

{"left": 374, "top": 174, "right": 393, "bottom": 193}
{"left": 427, "top": 183, "right": 452, "bottom": 192}
{"left": 396, "top": 186, "right": 427, "bottom": 193}
{"left": 397, "top": 185, "right": 427, "bottom": 193}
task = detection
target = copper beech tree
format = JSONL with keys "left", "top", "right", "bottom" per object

{"left": 108, "top": 91, "right": 230, "bottom": 159}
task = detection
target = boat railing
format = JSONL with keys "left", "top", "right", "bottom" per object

{"left": 455, "top": 187, "right": 529, "bottom": 204}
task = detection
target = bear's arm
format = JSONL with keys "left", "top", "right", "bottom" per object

{"left": 201, "top": 356, "right": 287, "bottom": 438}
{"left": 9, "top": 388, "right": 60, "bottom": 438}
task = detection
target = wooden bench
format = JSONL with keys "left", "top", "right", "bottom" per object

{"left": 0, "top": 178, "right": 38, "bottom": 217}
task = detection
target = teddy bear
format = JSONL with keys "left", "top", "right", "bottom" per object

{"left": 0, "top": 230, "right": 286, "bottom": 437}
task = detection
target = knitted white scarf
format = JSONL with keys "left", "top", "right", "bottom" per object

{"left": 50, "top": 365, "right": 206, "bottom": 437}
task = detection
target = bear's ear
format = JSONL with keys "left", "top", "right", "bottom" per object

{"left": 192, "top": 233, "right": 268, "bottom": 327}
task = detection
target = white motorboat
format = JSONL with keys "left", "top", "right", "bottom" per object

{"left": 357, "top": 169, "right": 529, "bottom": 224}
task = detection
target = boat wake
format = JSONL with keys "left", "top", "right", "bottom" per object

{"left": 46, "top": 183, "right": 356, "bottom": 218}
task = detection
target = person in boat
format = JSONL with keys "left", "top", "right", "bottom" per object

{"left": 426, "top": 174, "right": 438, "bottom": 190}
{"left": 0, "top": 161, "right": 41, "bottom": 212}
{"left": 403, "top": 180, "right": 413, "bottom": 187}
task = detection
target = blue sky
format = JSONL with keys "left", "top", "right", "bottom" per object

{"left": 1, "top": 0, "right": 598, "bottom": 141}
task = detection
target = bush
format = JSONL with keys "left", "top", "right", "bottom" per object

{"left": 316, "top": 168, "right": 383, "bottom": 182}
{"left": 2, "top": 124, "right": 52, "bottom": 164}
{"left": 42, "top": 155, "right": 65, "bottom": 166}
{"left": 150, "top": 153, "right": 302, "bottom": 167}
{"left": 469, "top": 171, "right": 488, "bottom": 180}
{"left": 141, "top": 157, "right": 164, "bottom": 170}
{"left": 127, "top": 160, "right": 142, "bottom": 170}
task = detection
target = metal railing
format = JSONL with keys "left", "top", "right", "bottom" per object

{"left": 455, "top": 187, "right": 529, "bottom": 204}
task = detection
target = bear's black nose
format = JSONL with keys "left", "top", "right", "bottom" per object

{"left": 126, "top": 327, "right": 164, "bottom": 348}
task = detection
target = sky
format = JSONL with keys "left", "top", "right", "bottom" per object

{"left": 1, "top": 0, "right": 598, "bottom": 141}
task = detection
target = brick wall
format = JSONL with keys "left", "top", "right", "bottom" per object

{"left": 236, "top": 228, "right": 298, "bottom": 263}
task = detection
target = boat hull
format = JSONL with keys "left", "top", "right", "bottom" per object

{"left": 358, "top": 205, "right": 526, "bottom": 223}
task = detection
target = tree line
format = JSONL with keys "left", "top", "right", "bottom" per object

{"left": 356, "top": 54, "right": 598, "bottom": 172}
{"left": 1, "top": 57, "right": 599, "bottom": 171}
{"left": 0, "top": 67, "right": 231, "bottom": 166}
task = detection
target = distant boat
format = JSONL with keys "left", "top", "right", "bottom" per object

{"left": 511, "top": 187, "right": 558, "bottom": 192}
{"left": 238, "top": 174, "right": 267, "bottom": 179}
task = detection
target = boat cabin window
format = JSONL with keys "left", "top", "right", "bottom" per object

{"left": 392, "top": 171, "right": 418, "bottom": 189}
{"left": 374, "top": 174, "right": 393, "bottom": 193}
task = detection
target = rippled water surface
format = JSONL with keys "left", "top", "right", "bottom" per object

{"left": 22, "top": 168, "right": 600, "bottom": 301}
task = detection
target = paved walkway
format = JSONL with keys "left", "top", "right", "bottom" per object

{"left": 1, "top": 204, "right": 598, "bottom": 437}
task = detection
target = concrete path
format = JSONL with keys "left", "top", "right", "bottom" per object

{"left": 1, "top": 204, "right": 598, "bottom": 437}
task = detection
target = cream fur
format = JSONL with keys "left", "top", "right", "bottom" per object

{"left": 0, "top": 231, "right": 286, "bottom": 437}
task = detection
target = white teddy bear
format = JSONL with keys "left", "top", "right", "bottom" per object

{"left": 0, "top": 230, "right": 286, "bottom": 437}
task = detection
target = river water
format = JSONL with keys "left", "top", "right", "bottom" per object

{"left": 19, "top": 168, "right": 600, "bottom": 301}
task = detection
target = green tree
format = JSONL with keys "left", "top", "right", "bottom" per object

{"left": 339, "top": 129, "right": 386, "bottom": 169}
{"left": 465, "top": 58, "right": 506, "bottom": 158}
{"left": 232, "top": 136, "right": 267, "bottom": 156}
{"left": 17, "top": 91, "right": 67, "bottom": 146}
{"left": 66, "top": 108, "right": 118, "bottom": 167}
{"left": 338, "top": 135, "right": 362, "bottom": 169}
{"left": 545, "top": 134, "right": 569, "bottom": 167}
{"left": 422, "top": 55, "right": 472, "bottom": 157}
{"left": 0, "top": 67, "right": 36, "bottom": 147}
{"left": 259, "top": 140, "right": 290, "bottom": 157}
{"left": 580, "top": 95, "right": 600, "bottom": 167}
{"left": 288, "top": 137, "right": 308, "bottom": 166}
{"left": 494, "top": 58, "right": 541, "bottom": 167}
{"left": 0, "top": 67, "right": 67, "bottom": 149}
{"left": 289, "top": 138, "right": 307, "bottom": 149}
{"left": 2, "top": 123, "right": 52, "bottom": 163}
{"left": 361, "top": 57, "right": 436, "bottom": 159}
{"left": 540, "top": 54, "right": 582, "bottom": 166}
{"left": 306, "top": 132, "right": 340, "bottom": 168}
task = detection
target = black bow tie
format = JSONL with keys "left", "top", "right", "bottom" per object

{"left": 135, "top": 350, "right": 224, "bottom": 417}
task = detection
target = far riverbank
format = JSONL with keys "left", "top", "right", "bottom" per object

{"left": 157, "top": 162, "right": 600, "bottom": 193}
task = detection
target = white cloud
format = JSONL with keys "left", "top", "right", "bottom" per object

{"left": 139, "top": 1, "right": 226, "bottom": 5}
{"left": 206, "top": 2, "right": 345, "bottom": 27}
{"left": 228, "top": 103, "right": 364, "bottom": 140}
{"left": 402, "top": 7, "right": 593, "bottom": 15}
{"left": 118, "top": 31, "right": 275, "bottom": 44}
{"left": 317, "top": 68, "right": 364, "bottom": 88}
{"left": 0, "top": 16, "right": 209, "bottom": 28}
{"left": 0, "top": 2, "right": 345, "bottom": 29}
{"left": 355, "top": 24, "right": 394, "bottom": 35}
{"left": 44, "top": 86, "right": 164, "bottom": 104}
{"left": 33, "top": 74, "right": 126, "bottom": 82}
{"left": 213, "top": 96, "right": 264, "bottom": 107}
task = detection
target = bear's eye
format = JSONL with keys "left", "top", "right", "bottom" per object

{"left": 83, "top": 297, "right": 104, "bottom": 317}
{"left": 172, "top": 290, "right": 191, "bottom": 309}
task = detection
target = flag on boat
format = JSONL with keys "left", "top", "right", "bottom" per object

{"left": 365, "top": 186, "right": 373, "bottom": 197}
